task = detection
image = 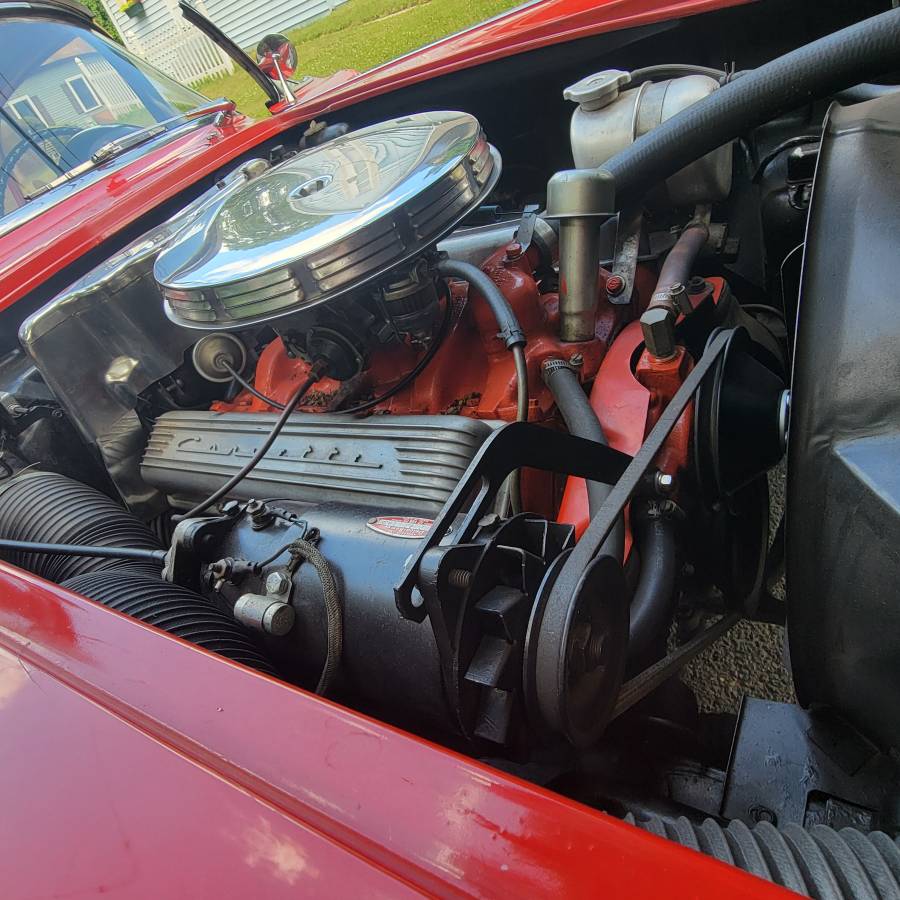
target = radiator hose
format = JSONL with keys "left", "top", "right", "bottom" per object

{"left": 541, "top": 358, "right": 624, "bottom": 562}
{"left": 627, "top": 509, "right": 678, "bottom": 665}
{"left": 542, "top": 361, "right": 679, "bottom": 657}
{"left": 604, "top": 8, "right": 900, "bottom": 202}
{"left": 626, "top": 813, "right": 900, "bottom": 899}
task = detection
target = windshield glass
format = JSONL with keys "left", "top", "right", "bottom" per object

{"left": 0, "top": 15, "right": 208, "bottom": 215}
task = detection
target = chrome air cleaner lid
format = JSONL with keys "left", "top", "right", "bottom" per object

{"left": 156, "top": 111, "right": 500, "bottom": 329}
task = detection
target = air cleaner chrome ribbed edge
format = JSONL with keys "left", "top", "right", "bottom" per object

{"left": 155, "top": 111, "right": 501, "bottom": 330}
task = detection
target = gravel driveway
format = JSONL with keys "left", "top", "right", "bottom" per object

{"left": 679, "top": 464, "right": 796, "bottom": 713}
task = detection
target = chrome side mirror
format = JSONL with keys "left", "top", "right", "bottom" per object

{"left": 256, "top": 34, "right": 298, "bottom": 103}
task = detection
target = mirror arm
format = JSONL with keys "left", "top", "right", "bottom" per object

{"left": 178, "top": 1, "right": 281, "bottom": 108}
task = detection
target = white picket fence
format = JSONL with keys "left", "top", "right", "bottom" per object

{"left": 142, "top": 29, "right": 234, "bottom": 86}
{"left": 101, "top": 0, "right": 234, "bottom": 86}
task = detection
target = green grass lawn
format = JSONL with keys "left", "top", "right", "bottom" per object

{"left": 196, "top": 0, "right": 520, "bottom": 118}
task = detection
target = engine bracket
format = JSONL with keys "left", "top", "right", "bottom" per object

{"left": 393, "top": 422, "right": 632, "bottom": 622}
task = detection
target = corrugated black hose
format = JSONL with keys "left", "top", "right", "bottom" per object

{"left": 0, "top": 471, "right": 276, "bottom": 674}
{"left": 61, "top": 571, "right": 275, "bottom": 675}
{"left": 0, "top": 470, "right": 162, "bottom": 582}
{"left": 626, "top": 813, "right": 900, "bottom": 899}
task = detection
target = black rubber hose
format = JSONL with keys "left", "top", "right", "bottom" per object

{"left": 542, "top": 359, "right": 624, "bottom": 561}
{"left": 625, "top": 813, "right": 900, "bottom": 899}
{"left": 629, "top": 64, "right": 730, "bottom": 84}
{"left": 62, "top": 571, "right": 276, "bottom": 675}
{"left": 0, "top": 471, "right": 162, "bottom": 582}
{"left": 435, "top": 257, "right": 526, "bottom": 349}
{"left": 627, "top": 512, "right": 678, "bottom": 663}
{"left": 654, "top": 223, "right": 709, "bottom": 296}
{"left": 437, "top": 257, "right": 529, "bottom": 514}
{"left": 603, "top": 8, "right": 900, "bottom": 201}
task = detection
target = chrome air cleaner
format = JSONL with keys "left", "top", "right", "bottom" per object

{"left": 155, "top": 111, "right": 501, "bottom": 329}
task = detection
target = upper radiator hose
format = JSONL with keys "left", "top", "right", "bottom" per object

{"left": 627, "top": 813, "right": 900, "bottom": 899}
{"left": 0, "top": 471, "right": 162, "bottom": 582}
{"left": 604, "top": 8, "right": 900, "bottom": 202}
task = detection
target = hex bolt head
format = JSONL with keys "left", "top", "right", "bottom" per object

{"left": 688, "top": 276, "right": 708, "bottom": 295}
{"left": 640, "top": 307, "right": 677, "bottom": 360}
{"left": 221, "top": 500, "right": 241, "bottom": 515}
{"left": 265, "top": 571, "right": 291, "bottom": 596}
{"left": 606, "top": 274, "right": 625, "bottom": 296}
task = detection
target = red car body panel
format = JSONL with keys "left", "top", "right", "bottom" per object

{"left": 0, "top": 0, "right": 787, "bottom": 894}
{"left": 0, "top": 563, "right": 792, "bottom": 897}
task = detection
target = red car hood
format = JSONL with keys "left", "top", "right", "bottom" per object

{"left": 0, "top": 563, "right": 791, "bottom": 897}
{"left": 0, "top": 0, "right": 751, "bottom": 314}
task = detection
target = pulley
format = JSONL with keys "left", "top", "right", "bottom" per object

{"left": 524, "top": 550, "right": 629, "bottom": 748}
{"left": 692, "top": 326, "right": 787, "bottom": 614}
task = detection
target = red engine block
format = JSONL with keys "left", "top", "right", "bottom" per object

{"left": 213, "top": 241, "right": 721, "bottom": 541}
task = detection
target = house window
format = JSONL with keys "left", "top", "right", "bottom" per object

{"left": 8, "top": 95, "right": 49, "bottom": 128}
{"left": 65, "top": 75, "right": 102, "bottom": 113}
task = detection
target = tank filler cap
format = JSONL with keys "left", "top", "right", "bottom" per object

{"left": 564, "top": 70, "right": 631, "bottom": 111}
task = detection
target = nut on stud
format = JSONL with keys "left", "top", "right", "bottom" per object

{"left": 654, "top": 471, "right": 676, "bottom": 495}
{"left": 640, "top": 307, "right": 677, "bottom": 360}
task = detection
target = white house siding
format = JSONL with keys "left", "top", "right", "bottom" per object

{"left": 78, "top": 57, "right": 144, "bottom": 116}
{"left": 99, "top": 0, "right": 233, "bottom": 85}
{"left": 7, "top": 57, "right": 142, "bottom": 129}
{"left": 201, "top": 0, "right": 347, "bottom": 50}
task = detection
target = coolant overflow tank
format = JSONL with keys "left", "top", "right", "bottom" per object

{"left": 565, "top": 70, "right": 732, "bottom": 206}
